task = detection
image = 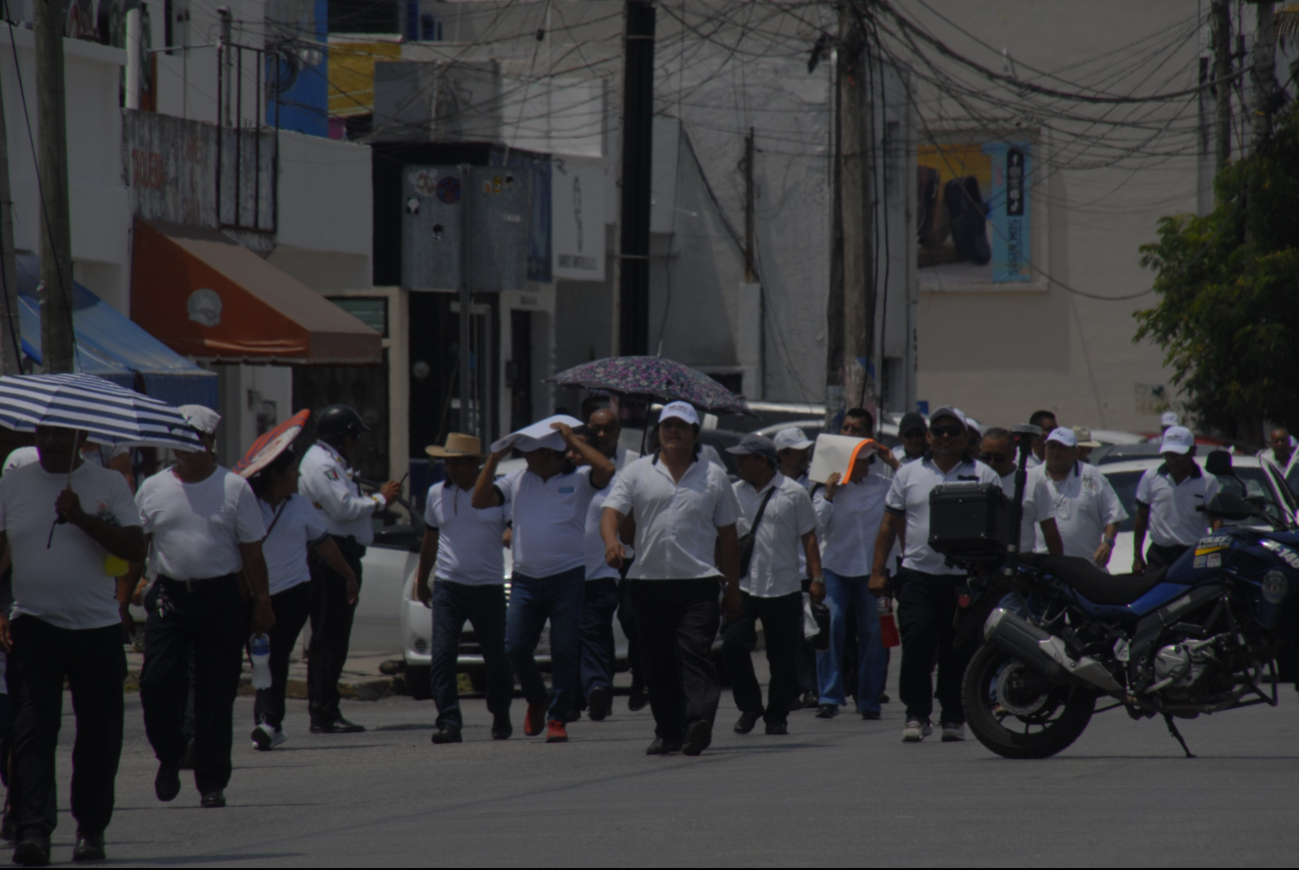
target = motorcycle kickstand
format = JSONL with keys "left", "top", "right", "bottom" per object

{"left": 1163, "top": 714, "right": 1196, "bottom": 759}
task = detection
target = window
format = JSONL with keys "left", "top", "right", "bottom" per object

{"left": 329, "top": 297, "right": 388, "bottom": 338}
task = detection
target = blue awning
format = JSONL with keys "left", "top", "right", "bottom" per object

{"left": 14, "top": 255, "right": 218, "bottom": 408}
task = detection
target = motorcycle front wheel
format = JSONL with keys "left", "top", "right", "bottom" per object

{"left": 962, "top": 644, "right": 1096, "bottom": 759}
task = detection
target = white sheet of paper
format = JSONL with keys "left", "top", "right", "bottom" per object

{"left": 808, "top": 433, "right": 870, "bottom": 484}
{"left": 490, "top": 414, "right": 586, "bottom": 454}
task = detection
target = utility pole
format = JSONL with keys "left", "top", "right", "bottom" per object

{"left": 0, "top": 60, "right": 21, "bottom": 375}
{"left": 837, "top": 4, "right": 873, "bottom": 412}
{"left": 744, "top": 127, "right": 755, "bottom": 283}
{"left": 34, "top": 0, "right": 75, "bottom": 373}
{"left": 1250, "top": 1, "right": 1276, "bottom": 149}
{"left": 457, "top": 165, "right": 475, "bottom": 441}
{"left": 618, "top": 0, "right": 654, "bottom": 357}
{"left": 1210, "top": 0, "right": 1233, "bottom": 175}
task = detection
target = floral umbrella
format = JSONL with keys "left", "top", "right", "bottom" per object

{"left": 549, "top": 356, "right": 753, "bottom": 416}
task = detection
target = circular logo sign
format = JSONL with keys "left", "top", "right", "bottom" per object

{"left": 436, "top": 176, "right": 461, "bottom": 204}
{"left": 186, "top": 288, "right": 222, "bottom": 327}
{"left": 1262, "top": 570, "right": 1288, "bottom": 605}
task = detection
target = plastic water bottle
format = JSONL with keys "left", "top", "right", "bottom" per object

{"left": 250, "top": 634, "right": 272, "bottom": 690}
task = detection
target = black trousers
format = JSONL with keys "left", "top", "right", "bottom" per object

{"left": 616, "top": 577, "right": 645, "bottom": 692}
{"left": 896, "top": 570, "right": 975, "bottom": 726}
{"left": 629, "top": 579, "right": 721, "bottom": 741}
{"left": 254, "top": 581, "right": 313, "bottom": 731}
{"left": 308, "top": 538, "right": 363, "bottom": 724}
{"left": 721, "top": 591, "right": 802, "bottom": 725}
{"left": 7, "top": 618, "right": 124, "bottom": 839}
{"left": 1147, "top": 543, "right": 1190, "bottom": 570}
{"left": 140, "top": 576, "right": 246, "bottom": 794}
{"left": 429, "top": 580, "right": 513, "bottom": 730}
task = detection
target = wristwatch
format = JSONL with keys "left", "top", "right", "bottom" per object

{"left": 1103, "top": 536, "right": 1116, "bottom": 548}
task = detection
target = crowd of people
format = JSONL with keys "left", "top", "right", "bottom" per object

{"left": 0, "top": 396, "right": 1239, "bottom": 864}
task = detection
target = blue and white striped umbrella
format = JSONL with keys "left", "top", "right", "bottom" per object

{"left": 0, "top": 373, "right": 203, "bottom": 450}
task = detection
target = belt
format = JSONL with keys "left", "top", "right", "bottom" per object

{"left": 158, "top": 573, "right": 239, "bottom": 592}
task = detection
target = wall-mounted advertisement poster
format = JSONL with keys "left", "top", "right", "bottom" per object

{"left": 917, "top": 140, "right": 1031, "bottom": 285}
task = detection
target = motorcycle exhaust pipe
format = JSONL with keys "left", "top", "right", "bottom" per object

{"left": 984, "top": 608, "right": 1123, "bottom": 694}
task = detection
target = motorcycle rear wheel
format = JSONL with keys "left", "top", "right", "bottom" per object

{"left": 963, "top": 644, "right": 1096, "bottom": 759}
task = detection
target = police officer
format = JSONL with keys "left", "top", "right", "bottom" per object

{"left": 298, "top": 406, "right": 400, "bottom": 734}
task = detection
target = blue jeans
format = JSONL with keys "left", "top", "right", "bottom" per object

{"left": 505, "top": 567, "right": 585, "bottom": 722}
{"left": 816, "top": 569, "right": 886, "bottom": 714}
{"left": 579, "top": 578, "right": 620, "bottom": 702}
{"left": 429, "top": 580, "right": 512, "bottom": 730}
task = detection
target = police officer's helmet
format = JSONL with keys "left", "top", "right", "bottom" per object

{"left": 315, "top": 404, "right": 370, "bottom": 448}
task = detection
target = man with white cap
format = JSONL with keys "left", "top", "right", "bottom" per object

{"left": 977, "top": 427, "right": 1064, "bottom": 557}
{"left": 1132, "top": 426, "right": 1220, "bottom": 573}
{"left": 136, "top": 405, "right": 273, "bottom": 809}
{"left": 722, "top": 434, "right": 821, "bottom": 737}
{"left": 774, "top": 427, "right": 818, "bottom": 707}
{"left": 472, "top": 415, "right": 614, "bottom": 745}
{"left": 1149, "top": 411, "right": 1181, "bottom": 443}
{"left": 1031, "top": 428, "right": 1127, "bottom": 568}
{"left": 869, "top": 406, "right": 1001, "bottom": 744}
{"left": 416, "top": 434, "right": 513, "bottom": 745}
{"left": 774, "top": 428, "right": 814, "bottom": 485}
{"left": 601, "top": 401, "right": 742, "bottom": 757}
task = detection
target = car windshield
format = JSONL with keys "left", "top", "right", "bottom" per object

{"left": 1105, "top": 467, "right": 1287, "bottom": 531}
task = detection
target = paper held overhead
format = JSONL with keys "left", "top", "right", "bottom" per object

{"left": 808, "top": 433, "right": 886, "bottom": 484}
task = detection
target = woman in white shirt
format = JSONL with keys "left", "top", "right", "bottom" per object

{"left": 241, "top": 447, "right": 358, "bottom": 752}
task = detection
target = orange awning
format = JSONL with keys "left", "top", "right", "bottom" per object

{"left": 131, "top": 219, "right": 382, "bottom": 364}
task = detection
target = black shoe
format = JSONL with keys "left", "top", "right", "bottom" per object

{"left": 431, "top": 726, "right": 462, "bottom": 745}
{"left": 880, "top": 692, "right": 891, "bottom": 704}
{"left": 861, "top": 710, "right": 882, "bottom": 721}
{"left": 587, "top": 687, "right": 612, "bottom": 722}
{"left": 200, "top": 790, "right": 226, "bottom": 808}
{"left": 310, "top": 718, "right": 365, "bottom": 734}
{"left": 71, "top": 831, "right": 105, "bottom": 862}
{"left": 646, "top": 737, "right": 682, "bottom": 756}
{"left": 154, "top": 762, "right": 181, "bottom": 802}
{"left": 11, "top": 835, "right": 49, "bottom": 867}
{"left": 565, "top": 709, "right": 582, "bottom": 724}
{"left": 1, "top": 808, "right": 15, "bottom": 844}
{"left": 682, "top": 719, "right": 712, "bottom": 756}
{"left": 627, "top": 691, "right": 649, "bottom": 712}
{"left": 815, "top": 704, "right": 838, "bottom": 720}
{"left": 733, "top": 710, "right": 761, "bottom": 735}
{"left": 491, "top": 717, "right": 513, "bottom": 740}
{"left": 765, "top": 721, "right": 789, "bottom": 736}
{"left": 177, "top": 739, "right": 196, "bottom": 771}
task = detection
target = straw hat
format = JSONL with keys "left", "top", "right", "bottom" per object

{"left": 1072, "top": 426, "right": 1103, "bottom": 449}
{"left": 426, "top": 433, "right": 485, "bottom": 459}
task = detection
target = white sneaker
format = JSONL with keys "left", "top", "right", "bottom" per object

{"left": 940, "top": 722, "right": 965, "bottom": 743}
{"left": 251, "top": 723, "right": 288, "bottom": 751}
{"left": 902, "top": 719, "right": 933, "bottom": 743}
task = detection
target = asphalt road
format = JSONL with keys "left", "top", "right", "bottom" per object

{"left": 29, "top": 660, "right": 1299, "bottom": 867}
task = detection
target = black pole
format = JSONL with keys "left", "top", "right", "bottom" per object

{"left": 1005, "top": 423, "right": 1042, "bottom": 580}
{"left": 619, "top": 0, "right": 654, "bottom": 356}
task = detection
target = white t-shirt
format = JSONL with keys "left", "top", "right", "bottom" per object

{"left": 425, "top": 481, "right": 509, "bottom": 586}
{"left": 603, "top": 454, "right": 740, "bottom": 580}
{"left": 496, "top": 465, "right": 598, "bottom": 579}
{"left": 885, "top": 455, "right": 1003, "bottom": 575}
{"left": 136, "top": 467, "right": 266, "bottom": 580}
{"left": 0, "top": 461, "right": 140, "bottom": 630}
{"left": 1032, "top": 463, "right": 1128, "bottom": 564}
{"left": 814, "top": 468, "right": 892, "bottom": 577}
{"left": 998, "top": 470, "right": 1057, "bottom": 553}
{"left": 2, "top": 447, "right": 39, "bottom": 477}
{"left": 260, "top": 495, "right": 329, "bottom": 595}
{"left": 734, "top": 473, "right": 817, "bottom": 598}
{"left": 1135, "top": 464, "right": 1220, "bottom": 547}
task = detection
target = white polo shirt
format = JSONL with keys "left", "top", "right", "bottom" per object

{"left": 733, "top": 472, "right": 816, "bottom": 598}
{"left": 1135, "top": 463, "right": 1219, "bottom": 547}
{"left": 426, "top": 481, "right": 509, "bottom": 586}
{"left": 885, "top": 454, "right": 1002, "bottom": 575}
{"left": 1033, "top": 463, "right": 1129, "bottom": 563}
{"left": 814, "top": 469, "right": 891, "bottom": 577}
{"left": 260, "top": 495, "right": 329, "bottom": 595}
{"left": 998, "top": 470, "right": 1057, "bottom": 553}
{"left": 496, "top": 465, "right": 598, "bottom": 579}
{"left": 603, "top": 454, "right": 739, "bottom": 581}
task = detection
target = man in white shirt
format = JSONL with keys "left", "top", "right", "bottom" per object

{"left": 978, "top": 427, "right": 1065, "bottom": 558}
{"left": 136, "top": 414, "right": 273, "bottom": 810}
{"left": 1258, "top": 427, "right": 1294, "bottom": 472}
{"left": 774, "top": 427, "right": 818, "bottom": 708}
{"left": 601, "top": 402, "right": 742, "bottom": 757}
{"left": 1132, "top": 426, "right": 1221, "bottom": 572}
{"left": 892, "top": 413, "right": 928, "bottom": 465}
{"left": 871, "top": 406, "right": 1002, "bottom": 744}
{"left": 1032, "top": 428, "right": 1128, "bottom": 567}
{"left": 473, "top": 417, "right": 614, "bottom": 745}
{"left": 416, "top": 434, "right": 513, "bottom": 745}
{"left": 1027, "top": 410, "right": 1057, "bottom": 468}
{"left": 722, "top": 435, "right": 821, "bottom": 737}
{"left": 298, "top": 405, "right": 401, "bottom": 735}
{"left": 0, "top": 426, "right": 145, "bottom": 864}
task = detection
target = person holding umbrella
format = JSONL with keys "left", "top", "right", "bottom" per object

{"left": 136, "top": 409, "right": 273, "bottom": 809}
{"left": 0, "top": 425, "right": 144, "bottom": 865}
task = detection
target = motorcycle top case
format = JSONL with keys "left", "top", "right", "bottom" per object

{"left": 928, "top": 482, "right": 1013, "bottom": 560}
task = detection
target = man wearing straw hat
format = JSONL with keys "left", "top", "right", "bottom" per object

{"left": 416, "top": 434, "right": 514, "bottom": 745}
{"left": 0, "top": 425, "right": 145, "bottom": 864}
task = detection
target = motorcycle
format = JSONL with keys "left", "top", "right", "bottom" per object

{"left": 932, "top": 426, "right": 1299, "bottom": 760}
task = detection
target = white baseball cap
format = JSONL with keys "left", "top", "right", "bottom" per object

{"left": 965, "top": 417, "right": 983, "bottom": 436}
{"left": 659, "top": 401, "right": 700, "bottom": 427}
{"left": 928, "top": 406, "right": 967, "bottom": 429}
{"left": 1046, "top": 427, "right": 1077, "bottom": 448}
{"left": 1160, "top": 425, "right": 1195, "bottom": 455}
{"left": 1160, "top": 411, "right": 1180, "bottom": 428}
{"left": 179, "top": 405, "right": 221, "bottom": 436}
{"left": 773, "top": 427, "right": 814, "bottom": 451}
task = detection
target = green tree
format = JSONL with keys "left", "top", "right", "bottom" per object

{"left": 1135, "top": 103, "right": 1299, "bottom": 444}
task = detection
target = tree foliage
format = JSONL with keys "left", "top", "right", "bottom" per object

{"left": 1135, "top": 103, "right": 1299, "bottom": 443}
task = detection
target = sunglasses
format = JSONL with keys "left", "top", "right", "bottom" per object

{"left": 930, "top": 424, "right": 965, "bottom": 438}
{"left": 980, "top": 452, "right": 1010, "bottom": 464}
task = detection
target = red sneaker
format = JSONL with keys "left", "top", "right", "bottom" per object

{"left": 545, "top": 720, "right": 568, "bottom": 743}
{"left": 524, "top": 703, "right": 545, "bottom": 737}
